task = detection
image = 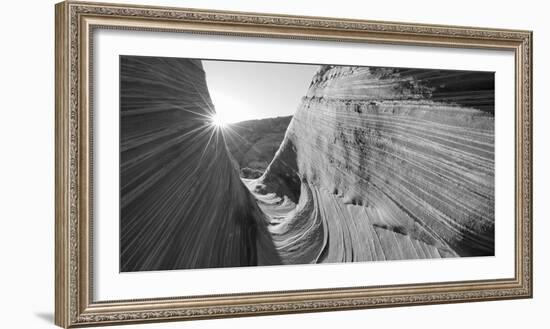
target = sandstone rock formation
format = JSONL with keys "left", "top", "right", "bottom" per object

{"left": 225, "top": 116, "right": 292, "bottom": 178}
{"left": 253, "top": 66, "right": 494, "bottom": 263}
{"left": 120, "top": 57, "right": 494, "bottom": 272}
{"left": 120, "top": 56, "right": 279, "bottom": 271}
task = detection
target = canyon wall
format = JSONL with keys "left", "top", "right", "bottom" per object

{"left": 257, "top": 66, "right": 494, "bottom": 263}
{"left": 120, "top": 57, "right": 494, "bottom": 271}
{"left": 119, "top": 56, "right": 280, "bottom": 271}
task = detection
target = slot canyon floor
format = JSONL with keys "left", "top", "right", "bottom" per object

{"left": 243, "top": 176, "right": 456, "bottom": 265}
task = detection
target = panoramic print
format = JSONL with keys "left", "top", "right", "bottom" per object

{"left": 119, "top": 55, "right": 495, "bottom": 272}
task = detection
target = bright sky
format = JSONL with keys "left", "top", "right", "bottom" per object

{"left": 203, "top": 60, "right": 320, "bottom": 124}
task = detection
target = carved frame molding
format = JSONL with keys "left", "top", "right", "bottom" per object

{"left": 55, "top": 1, "right": 532, "bottom": 327}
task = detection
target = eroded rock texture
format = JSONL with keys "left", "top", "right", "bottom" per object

{"left": 120, "top": 58, "right": 494, "bottom": 272}
{"left": 120, "top": 56, "right": 280, "bottom": 271}
{"left": 254, "top": 66, "right": 494, "bottom": 263}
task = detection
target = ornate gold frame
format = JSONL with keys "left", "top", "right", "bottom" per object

{"left": 55, "top": 1, "right": 533, "bottom": 327}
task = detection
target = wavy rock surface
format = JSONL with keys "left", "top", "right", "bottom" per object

{"left": 119, "top": 56, "right": 280, "bottom": 271}
{"left": 254, "top": 66, "right": 494, "bottom": 263}
{"left": 120, "top": 58, "right": 494, "bottom": 271}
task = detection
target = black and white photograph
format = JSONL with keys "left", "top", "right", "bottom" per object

{"left": 119, "top": 55, "right": 495, "bottom": 272}
{"left": 3, "top": 0, "right": 545, "bottom": 327}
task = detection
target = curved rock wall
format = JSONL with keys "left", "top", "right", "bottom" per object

{"left": 119, "top": 56, "right": 280, "bottom": 271}
{"left": 258, "top": 66, "right": 494, "bottom": 262}
{"left": 120, "top": 58, "right": 494, "bottom": 271}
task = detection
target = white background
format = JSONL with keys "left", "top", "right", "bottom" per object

{"left": 0, "top": 0, "right": 547, "bottom": 328}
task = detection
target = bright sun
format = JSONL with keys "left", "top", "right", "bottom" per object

{"left": 211, "top": 113, "right": 227, "bottom": 128}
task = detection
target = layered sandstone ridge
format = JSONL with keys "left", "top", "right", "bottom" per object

{"left": 120, "top": 58, "right": 494, "bottom": 271}
{"left": 120, "top": 56, "right": 279, "bottom": 271}
{"left": 256, "top": 66, "right": 495, "bottom": 263}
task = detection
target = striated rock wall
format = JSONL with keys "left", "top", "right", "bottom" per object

{"left": 119, "top": 56, "right": 280, "bottom": 271}
{"left": 120, "top": 57, "right": 494, "bottom": 271}
{"left": 258, "top": 66, "right": 494, "bottom": 262}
